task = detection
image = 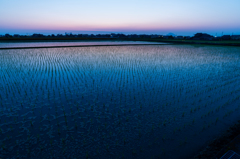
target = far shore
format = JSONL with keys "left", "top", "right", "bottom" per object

{"left": 0, "top": 37, "right": 240, "bottom": 47}
{"left": 0, "top": 43, "right": 171, "bottom": 50}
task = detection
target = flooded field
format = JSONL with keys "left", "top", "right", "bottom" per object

{"left": 0, "top": 41, "right": 166, "bottom": 48}
{"left": 0, "top": 44, "right": 240, "bottom": 158}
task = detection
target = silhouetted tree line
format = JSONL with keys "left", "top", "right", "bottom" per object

{"left": 1, "top": 33, "right": 240, "bottom": 40}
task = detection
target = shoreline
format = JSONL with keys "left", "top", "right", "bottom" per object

{"left": 0, "top": 43, "right": 171, "bottom": 50}
{"left": 154, "top": 40, "right": 240, "bottom": 47}
{"left": 193, "top": 120, "right": 240, "bottom": 159}
{"left": 0, "top": 38, "right": 240, "bottom": 47}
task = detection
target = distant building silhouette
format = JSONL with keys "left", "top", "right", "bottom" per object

{"left": 231, "top": 35, "right": 240, "bottom": 40}
{"left": 175, "top": 36, "right": 184, "bottom": 40}
{"left": 128, "top": 34, "right": 139, "bottom": 38}
{"left": 13, "top": 34, "right": 20, "bottom": 37}
{"left": 32, "top": 34, "right": 44, "bottom": 37}
{"left": 150, "top": 35, "right": 159, "bottom": 38}
{"left": 221, "top": 35, "right": 231, "bottom": 40}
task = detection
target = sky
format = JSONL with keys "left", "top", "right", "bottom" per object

{"left": 0, "top": 0, "right": 240, "bottom": 36}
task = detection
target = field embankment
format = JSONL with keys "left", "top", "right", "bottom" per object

{"left": 193, "top": 120, "right": 240, "bottom": 159}
{"left": 0, "top": 37, "right": 240, "bottom": 47}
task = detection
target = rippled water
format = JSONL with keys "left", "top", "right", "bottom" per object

{"left": 0, "top": 45, "right": 240, "bottom": 158}
{"left": 0, "top": 41, "right": 166, "bottom": 48}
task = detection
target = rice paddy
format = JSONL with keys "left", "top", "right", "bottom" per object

{"left": 0, "top": 44, "right": 240, "bottom": 158}
{"left": 0, "top": 41, "right": 165, "bottom": 49}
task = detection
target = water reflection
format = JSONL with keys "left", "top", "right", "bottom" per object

{"left": 0, "top": 45, "right": 240, "bottom": 158}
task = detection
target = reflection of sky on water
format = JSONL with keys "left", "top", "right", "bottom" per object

{"left": 0, "top": 45, "right": 240, "bottom": 158}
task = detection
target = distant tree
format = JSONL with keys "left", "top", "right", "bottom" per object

{"left": 5, "top": 34, "right": 12, "bottom": 37}
{"left": 57, "top": 34, "right": 63, "bottom": 37}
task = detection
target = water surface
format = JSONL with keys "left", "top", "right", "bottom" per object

{"left": 0, "top": 41, "right": 166, "bottom": 48}
{"left": 0, "top": 45, "right": 240, "bottom": 158}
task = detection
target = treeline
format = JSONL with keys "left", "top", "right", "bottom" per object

{"left": 0, "top": 33, "right": 239, "bottom": 41}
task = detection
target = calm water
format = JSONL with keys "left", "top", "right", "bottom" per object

{"left": 0, "top": 41, "right": 166, "bottom": 48}
{"left": 0, "top": 44, "right": 240, "bottom": 159}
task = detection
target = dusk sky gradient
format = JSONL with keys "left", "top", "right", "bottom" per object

{"left": 0, "top": 0, "right": 240, "bottom": 36}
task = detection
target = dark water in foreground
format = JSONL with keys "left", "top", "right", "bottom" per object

{"left": 0, "top": 45, "right": 240, "bottom": 159}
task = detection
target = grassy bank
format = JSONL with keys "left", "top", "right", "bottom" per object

{"left": 0, "top": 37, "right": 240, "bottom": 47}
{"left": 142, "top": 38, "right": 240, "bottom": 46}
{"left": 0, "top": 37, "right": 116, "bottom": 42}
{"left": 0, "top": 44, "right": 170, "bottom": 50}
{"left": 193, "top": 120, "right": 240, "bottom": 159}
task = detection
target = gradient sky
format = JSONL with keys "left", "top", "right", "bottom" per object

{"left": 0, "top": 0, "right": 240, "bottom": 36}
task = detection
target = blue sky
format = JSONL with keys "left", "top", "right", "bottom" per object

{"left": 0, "top": 0, "right": 240, "bottom": 36}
